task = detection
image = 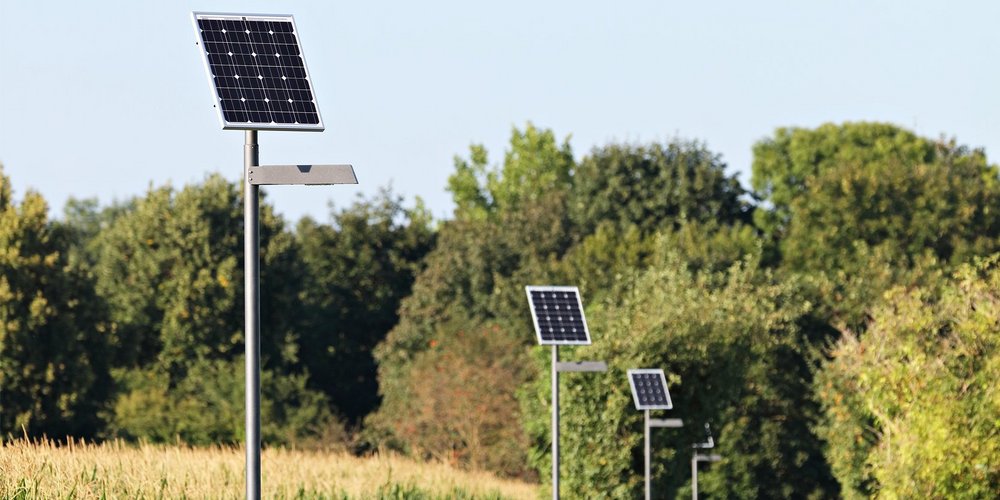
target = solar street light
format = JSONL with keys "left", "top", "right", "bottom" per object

{"left": 525, "top": 286, "right": 607, "bottom": 500}
{"left": 627, "top": 368, "right": 682, "bottom": 500}
{"left": 191, "top": 13, "right": 356, "bottom": 500}
{"left": 691, "top": 423, "right": 721, "bottom": 500}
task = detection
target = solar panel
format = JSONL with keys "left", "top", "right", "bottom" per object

{"left": 525, "top": 286, "right": 591, "bottom": 345}
{"left": 192, "top": 12, "right": 324, "bottom": 131}
{"left": 627, "top": 369, "right": 673, "bottom": 410}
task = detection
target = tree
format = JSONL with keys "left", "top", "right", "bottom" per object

{"left": 750, "top": 122, "right": 938, "bottom": 238}
{"left": 448, "top": 123, "right": 574, "bottom": 221}
{"left": 375, "top": 318, "right": 534, "bottom": 478}
{"left": 89, "top": 175, "right": 302, "bottom": 374}
{"left": 817, "top": 258, "right": 1000, "bottom": 498}
{"left": 570, "top": 140, "right": 751, "bottom": 236}
{"left": 295, "top": 189, "right": 434, "bottom": 424}
{"left": 753, "top": 123, "right": 1000, "bottom": 329}
{"left": 369, "top": 124, "right": 575, "bottom": 467}
{"left": 0, "top": 166, "right": 112, "bottom": 438}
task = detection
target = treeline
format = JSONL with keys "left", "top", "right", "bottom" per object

{"left": 1, "top": 122, "right": 998, "bottom": 497}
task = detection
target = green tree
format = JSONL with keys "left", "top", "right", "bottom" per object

{"left": 295, "top": 190, "right": 434, "bottom": 424}
{"left": 0, "top": 166, "right": 112, "bottom": 438}
{"left": 448, "top": 123, "right": 574, "bottom": 221}
{"left": 817, "top": 258, "right": 1000, "bottom": 498}
{"left": 751, "top": 122, "right": 937, "bottom": 238}
{"left": 370, "top": 124, "right": 575, "bottom": 468}
{"left": 89, "top": 175, "right": 301, "bottom": 374}
{"left": 570, "top": 140, "right": 751, "bottom": 236}
{"left": 753, "top": 122, "right": 1000, "bottom": 329}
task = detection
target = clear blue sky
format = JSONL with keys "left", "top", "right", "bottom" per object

{"left": 1, "top": 1, "right": 997, "bottom": 223}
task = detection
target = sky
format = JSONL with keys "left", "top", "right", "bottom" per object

{"left": 1, "top": 1, "right": 997, "bottom": 223}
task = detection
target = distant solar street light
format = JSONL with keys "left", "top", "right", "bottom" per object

{"left": 191, "top": 12, "right": 356, "bottom": 500}
{"left": 691, "top": 423, "right": 721, "bottom": 500}
{"left": 526, "top": 286, "right": 607, "bottom": 500}
{"left": 627, "top": 368, "right": 682, "bottom": 500}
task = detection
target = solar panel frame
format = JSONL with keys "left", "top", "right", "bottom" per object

{"left": 627, "top": 368, "right": 674, "bottom": 410}
{"left": 525, "top": 285, "right": 592, "bottom": 346}
{"left": 191, "top": 12, "right": 325, "bottom": 132}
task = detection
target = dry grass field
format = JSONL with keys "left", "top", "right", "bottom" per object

{"left": 0, "top": 439, "right": 538, "bottom": 499}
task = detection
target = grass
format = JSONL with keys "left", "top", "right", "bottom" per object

{"left": 0, "top": 439, "right": 538, "bottom": 499}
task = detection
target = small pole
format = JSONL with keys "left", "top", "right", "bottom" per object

{"left": 691, "top": 455, "right": 698, "bottom": 500}
{"left": 244, "top": 130, "right": 261, "bottom": 500}
{"left": 551, "top": 344, "right": 559, "bottom": 500}
{"left": 644, "top": 409, "right": 651, "bottom": 500}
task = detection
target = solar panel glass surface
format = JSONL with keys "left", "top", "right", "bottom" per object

{"left": 525, "top": 286, "right": 591, "bottom": 345}
{"left": 193, "top": 13, "right": 323, "bottom": 130}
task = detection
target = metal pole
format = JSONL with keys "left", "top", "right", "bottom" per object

{"left": 645, "top": 409, "right": 651, "bottom": 500}
{"left": 244, "top": 130, "right": 261, "bottom": 500}
{"left": 691, "top": 456, "right": 698, "bottom": 500}
{"left": 551, "top": 345, "right": 559, "bottom": 499}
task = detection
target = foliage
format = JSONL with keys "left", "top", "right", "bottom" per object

{"left": 376, "top": 319, "right": 534, "bottom": 478}
{"left": 750, "top": 122, "right": 937, "bottom": 238}
{"left": 87, "top": 174, "right": 302, "bottom": 374}
{"left": 817, "top": 258, "right": 1000, "bottom": 498}
{"left": 296, "top": 189, "right": 434, "bottom": 424}
{"left": 0, "top": 167, "right": 112, "bottom": 438}
{"left": 521, "top": 250, "right": 837, "bottom": 498}
{"left": 109, "top": 357, "right": 341, "bottom": 448}
{"left": 371, "top": 125, "right": 576, "bottom": 463}
{"left": 754, "top": 122, "right": 1000, "bottom": 330}
{"left": 570, "top": 140, "right": 752, "bottom": 235}
{"left": 448, "top": 123, "right": 574, "bottom": 221}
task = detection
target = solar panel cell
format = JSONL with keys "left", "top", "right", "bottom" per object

{"left": 193, "top": 13, "right": 323, "bottom": 131}
{"left": 628, "top": 369, "right": 674, "bottom": 410}
{"left": 525, "top": 286, "right": 592, "bottom": 345}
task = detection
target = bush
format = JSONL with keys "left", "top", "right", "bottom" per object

{"left": 109, "top": 357, "right": 345, "bottom": 449}
{"left": 817, "top": 257, "right": 1000, "bottom": 498}
{"left": 371, "top": 318, "right": 535, "bottom": 478}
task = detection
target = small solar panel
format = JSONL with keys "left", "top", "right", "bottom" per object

{"left": 627, "top": 369, "right": 673, "bottom": 410}
{"left": 525, "top": 286, "right": 591, "bottom": 345}
{"left": 192, "top": 12, "right": 324, "bottom": 131}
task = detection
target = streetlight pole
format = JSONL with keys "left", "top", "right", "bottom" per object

{"left": 643, "top": 416, "right": 683, "bottom": 500}
{"left": 244, "top": 130, "right": 261, "bottom": 500}
{"left": 690, "top": 424, "right": 720, "bottom": 500}
{"left": 551, "top": 345, "right": 559, "bottom": 500}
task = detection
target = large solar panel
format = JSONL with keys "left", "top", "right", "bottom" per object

{"left": 192, "top": 12, "right": 324, "bottom": 131}
{"left": 525, "top": 286, "right": 591, "bottom": 345}
{"left": 628, "top": 369, "right": 673, "bottom": 410}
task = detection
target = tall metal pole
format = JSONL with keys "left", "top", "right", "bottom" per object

{"left": 551, "top": 345, "right": 559, "bottom": 499}
{"left": 644, "top": 409, "right": 651, "bottom": 500}
{"left": 691, "top": 456, "right": 698, "bottom": 500}
{"left": 244, "top": 130, "right": 261, "bottom": 500}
